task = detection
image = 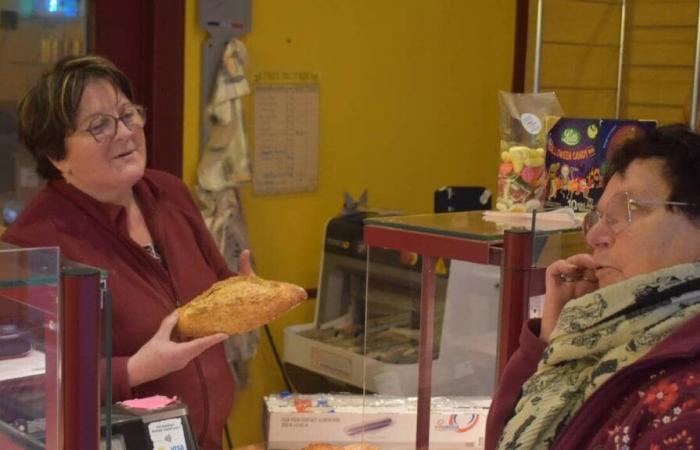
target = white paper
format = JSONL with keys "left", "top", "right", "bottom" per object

{"left": 0, "top": 349, "right": 45, "bottom": 382}
{"left": 482, "top": 207, "right": 582, "bottom": 230}
{"left": 253, "top": 80, "right": 319, "bottom": 195}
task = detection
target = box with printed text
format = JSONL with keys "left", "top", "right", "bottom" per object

{"left": 264, "top": 393, "right": 490, "bottom": 450}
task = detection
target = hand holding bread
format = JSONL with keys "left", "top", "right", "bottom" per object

{"left": 127, "top": 310, "right": 227, "bottom": 387}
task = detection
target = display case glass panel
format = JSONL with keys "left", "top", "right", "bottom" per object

{"left": 360, "top": 210, "right": 585, "bottom": 449}
{"left": 0, "top": 246, "right": 60, "bottom": 450}
{"left": 363, "top": 246, "right": 499, "bottom": 398}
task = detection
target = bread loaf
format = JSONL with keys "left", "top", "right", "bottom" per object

{"left": 177, "top": 275, "right": 307, "bottom": 337}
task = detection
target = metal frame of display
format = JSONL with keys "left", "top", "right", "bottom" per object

{"left": 0, "top": 263, "right": 103, "bottom": 450}
{"left": 363, "top": 223, "right": 546, "bottom": 450}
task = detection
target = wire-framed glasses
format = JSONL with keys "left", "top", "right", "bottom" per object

{"left": 78, "top": 104, "right": 146, "bottom": 143}
{"left": 582, "top": 191, "right": 692, "bottom": 236}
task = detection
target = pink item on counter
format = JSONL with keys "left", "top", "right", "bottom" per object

{"left": 119, "top": 395, "right": 177, "bottom": 410}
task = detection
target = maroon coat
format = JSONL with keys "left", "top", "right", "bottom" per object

{"left": 486, "top": 316, "right": 700, "bottom": 450}
{"left": 2, "top": 169, "right": 235, "bottom": 450}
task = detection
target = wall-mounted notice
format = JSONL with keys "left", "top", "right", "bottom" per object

{"left": 253, "top": 71, "right": 319, "bottom": 195}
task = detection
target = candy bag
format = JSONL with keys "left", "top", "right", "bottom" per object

{"left": 497, "top": 91, "right": 563, "bottom": 212}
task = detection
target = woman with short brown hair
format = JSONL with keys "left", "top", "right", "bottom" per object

{"left": 3, "top": 55, "right": 250, "bottom": 450}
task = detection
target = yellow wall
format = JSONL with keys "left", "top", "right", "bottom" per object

{"left": 524, "top": 0, "right": 697, "bottom": 124}
{"left": 184, "top": 1, "right": 515, "bottom": 446}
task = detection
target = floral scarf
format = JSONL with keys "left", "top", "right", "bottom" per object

{"left": 498, "top": 263, "right": 700, "bottom": 450}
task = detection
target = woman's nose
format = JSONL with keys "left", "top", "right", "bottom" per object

{"left": 585, "top": 219, "right": 613, "bottom": 249}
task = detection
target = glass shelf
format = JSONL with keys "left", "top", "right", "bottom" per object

{"left": 364, "top": 210, "right": 582, "bottom": 242}
{"left": 365, "top": 211, "right": 517, "bottom": 241}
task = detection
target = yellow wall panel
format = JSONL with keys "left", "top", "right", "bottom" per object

{"left": 629, "top": 1, "right": 697, "bottom": 27}
{"left": 542, "top": 0, "right": 621, "bottom": 44}
{"left": 539, "top": 46, "right": 619, "bottom": 88}
{"left": 525, "top": 0, "right": 698, "bottom": 125}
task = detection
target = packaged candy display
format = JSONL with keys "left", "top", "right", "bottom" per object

{"left": 546, "top": 118, "right": 656, "bottom": 211}
{"left": 497, "top": 91, "right": 563, "bottom": 212}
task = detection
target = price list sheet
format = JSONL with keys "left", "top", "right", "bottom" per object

{"left": 253, "top": 72, "right": 319, "bottom": 195}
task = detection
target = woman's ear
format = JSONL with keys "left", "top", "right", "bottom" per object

{"left": 48, "top": 156, "right": 71, "bottom": 178}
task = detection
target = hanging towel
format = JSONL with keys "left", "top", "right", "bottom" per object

{"left": 195, "top": 185, "right": 258, "bottom": 388}
{"left": 196, "top": 37, "right": 258, "bottom": 388}
{"left": 198, "top": 38, "right": 251, "bottom": 190}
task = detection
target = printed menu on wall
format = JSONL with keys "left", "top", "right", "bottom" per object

{"left": 253, "top": 71, "right": 319, "bottom": 196}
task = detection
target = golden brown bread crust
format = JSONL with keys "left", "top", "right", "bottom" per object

{"left": 176, "top": 275, "right": 307, "bottom": 337}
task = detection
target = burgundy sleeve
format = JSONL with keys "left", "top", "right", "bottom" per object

{"left": 485, "top": 319, "right": 547, "bottom": 450}
{"left": 100, "top": 357, "right": 133, "bottom": 403}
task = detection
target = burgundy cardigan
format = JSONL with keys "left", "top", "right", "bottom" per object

{"left": 486, "top": 316, "right": 700, "bottom": 449}
{"left": 2, "top": 169, "right": 235, "bottom": 450}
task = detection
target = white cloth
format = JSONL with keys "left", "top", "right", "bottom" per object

{"left": 198, "top": 38, "right": 251, "bottom": 190}
{"left": 196, "top": 187, "right": 259, "bottom": 390}
{"left": 196, "top": 38, "right": 258, "bottom": 387}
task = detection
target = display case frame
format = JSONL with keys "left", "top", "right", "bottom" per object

{"left": 363, "top": 210, "right": 585, "bottom": 450}
{"left": 0, "top": 243, "right": 106, "bottom": 450}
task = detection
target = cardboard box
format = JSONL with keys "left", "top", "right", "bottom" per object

{"left": 264, "top": 394, "right": 490, "bottom": 450}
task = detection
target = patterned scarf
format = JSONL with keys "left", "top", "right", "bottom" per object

{"left": 497, "top": 263, "right": 700, "bottom": 450}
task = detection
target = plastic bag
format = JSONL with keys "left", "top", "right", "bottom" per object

{"left": 496, "top": 91, "right": 563, "bottom": 212}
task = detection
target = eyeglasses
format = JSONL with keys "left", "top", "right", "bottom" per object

{"left": 583, "top": 191, "right": 692, "bottom": 237}
{"left": 77, "top": 105, "right": 146, "bottom": 143}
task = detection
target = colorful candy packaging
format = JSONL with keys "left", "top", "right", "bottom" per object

{"left": 546, "top": 118, "right": 656, "bottom": 211}
{"left": 497, "top": 91, "right": 563, "bottom": 212}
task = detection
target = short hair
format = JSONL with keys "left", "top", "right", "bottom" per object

{"left": 17, "top": 55, "right": 134, "bottom": 180}
{"left": 606, "top": 123, "right": 700, "bottom": 219}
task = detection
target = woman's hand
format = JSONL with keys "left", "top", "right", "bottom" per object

{"left": 127, "top": 311, "right": 228, "bottom": 387}
{"left": 238, "top": 249, "right": 255, "bottom": 276}
{"left": 540, "top": 253, "right": 599, "bottom": 343}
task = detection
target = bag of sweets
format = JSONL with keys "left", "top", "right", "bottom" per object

{"left": 545, "top": 118, "right": 656, "bottom": 211}
{"left": 497, "top": 91, "right": 563, "bottom": 212}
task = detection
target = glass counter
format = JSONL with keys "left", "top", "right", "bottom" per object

{"left": 0, "top": 244, "right": 106, "bottom": 450}
{"left": 361, "top": 210, "right": 587, "bottom": 450}
{"left": 0, "top": 246, "right": 60, "bottom": 450}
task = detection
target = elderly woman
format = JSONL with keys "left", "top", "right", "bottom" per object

{"left": 486, "top": 124, "right": 700, "bottom": 449}
{"left": 1, "top": 56, "right": 248, "bottom": 450}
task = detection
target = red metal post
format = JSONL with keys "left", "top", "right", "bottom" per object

{"left": 416, "top": 255, "right": 436, "bottom": 450}
{"left": 61, "top": 267, "right": 102, "bottom": 450}
{"left": 498, "top": 230, "right": 533, "bottom": 377}
{"left": 43, "top": 310, "right": 58, "bottom": 450}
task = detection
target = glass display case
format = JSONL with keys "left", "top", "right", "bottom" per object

{"left": 361, "top": 210, "right": 586, "bottom": 449}
{"left": 0, "top": 244, "right": 105, "bottom": 450}
{"left": 0, "top": 246, "right": 60, "bottom": 450}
